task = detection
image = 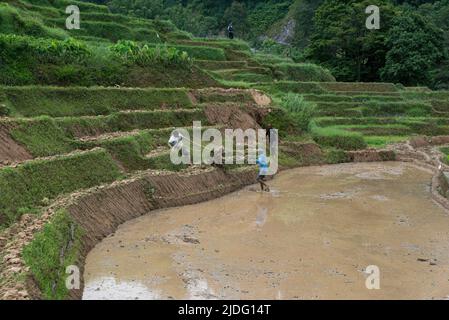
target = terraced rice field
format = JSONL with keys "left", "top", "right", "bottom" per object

{"left": 1, "top": 0, "right": 449, "bottom": 301}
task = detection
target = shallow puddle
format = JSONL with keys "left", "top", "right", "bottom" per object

{"left": 83, "top": 162, "right": 449, "bottom": 300}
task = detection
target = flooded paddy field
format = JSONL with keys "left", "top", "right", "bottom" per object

{"left": 83, "top": 162, "right": 449, "bottom": 300}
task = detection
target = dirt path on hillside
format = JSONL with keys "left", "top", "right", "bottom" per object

{"left": 83, "top": 162, "right": 449, "bottom": 300}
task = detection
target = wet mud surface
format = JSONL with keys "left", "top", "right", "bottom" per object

{"left": 83, "top": 162, "right": 449, "bottom": 300}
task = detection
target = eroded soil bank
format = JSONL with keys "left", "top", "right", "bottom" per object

{"left": 83, "top": 162, "right": 449, "bottom": 300}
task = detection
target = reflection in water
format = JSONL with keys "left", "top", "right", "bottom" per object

{"left": 255, "top": 206, "right": 268, "bottom": 228}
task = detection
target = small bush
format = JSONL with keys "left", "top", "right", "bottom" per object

{"left": 281, "top": 93, "right": 316, "bottom": 132}
{"left": 110, "top": 40, "right": 192, "bottom": 68}
{"left": 0, "top": 103, "right": 11, "bottom": 116}
{"left": 311, "top": 125, "right": 367, "bottom": 150}
{"left": 262, "top": 108, "right": 299, "bottom": 137}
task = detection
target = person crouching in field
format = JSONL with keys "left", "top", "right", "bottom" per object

{"left": 256, "top": 148, "right": 270, "bottom": 192}
{"left": 168, "top": 130, "right": 190, "bottom": 161}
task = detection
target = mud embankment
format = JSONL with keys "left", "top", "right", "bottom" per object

{"left": 49, "top": 168, "right": 257, "bottom": 299}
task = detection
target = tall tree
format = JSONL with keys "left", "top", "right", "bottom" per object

{"left": 305, "top": 0, "right": 397, "bottom": 82}
{"left": 380, "top": 10, "right": 446, "bottom": 85}
{"left": 223, "top": 1, "right": 250, "bottom": 38}
{"left": 291, "top": 0, "right": 324, "bottom": 49}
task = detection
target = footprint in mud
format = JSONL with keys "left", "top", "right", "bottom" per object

{"left": 319, "top": 188, "right": 360, "bottom": 200}
{"left": 162, "top": 224, "right": 200, "bottom": 245}
{"left": 395, "top": 215, "right": 410, "bottom": 226}
{"left": 173, "top": 252, "right": 219, "bottom": 299}
{"left": 355, "top": 166, "right": 405, "bottom": 180}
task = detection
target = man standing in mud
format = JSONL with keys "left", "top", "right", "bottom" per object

{"left": 256, "top": 148, "right": 270, "bottom": 192}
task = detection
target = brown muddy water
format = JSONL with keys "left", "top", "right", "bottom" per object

{"left": 83, "top": 162, "right": 449, "bottom": 300}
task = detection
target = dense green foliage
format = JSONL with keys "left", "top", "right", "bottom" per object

{"left": 110, "top": 40, "right": 192, "bottom": 67}
{"left": 82, "top": 0, "right": 449, "bottom": 88}
{"left": 0, "top": 34, "right": 216, "bottom": 87}
{"left": 380, "top": 10, "right": 446, "bottom": 86}
{"left": 102, "top": 0, "right": 293, "bottom": 39}
{"left": 306, "top": 0, "right": 397, "bottom": 82}
{"left": 304, "top": 0, "right": 449, "bottom": 87}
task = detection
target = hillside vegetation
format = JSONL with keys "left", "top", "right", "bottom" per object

{"left": 0, "top": 0, "right": 449, "bottom": 300}
{"left": 90, "top": 0, "right": 449, "bottom": 89}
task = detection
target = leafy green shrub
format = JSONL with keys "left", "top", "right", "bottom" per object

{"left": 281, "top": 93, "right": 316, "bottom": 132}
{"left": 0, "top": 34, "right": 91, "bottom": 85}
{"left": 110, "top": 40, "right": 192, "bottom": 68}
{"left": 23, "top": 210, "right": 83, "bottom": 300}
{"left": 311, "top": 125, "right": 367, "bottom": 150}
{"left": 0, "top": 34, "right": 91, "bottom": 63}
{"left": 0, "top": 35, "right": 214, "bottom": 86}
{"left": 0, "top": 103, "right": 11, "bottom": 116}
{"left": 262, "top": 108, "right": 299, "bottom": 137}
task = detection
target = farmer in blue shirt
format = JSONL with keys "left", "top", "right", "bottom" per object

{"left": 256, "top": 148, "right": 270, "bottom": 192}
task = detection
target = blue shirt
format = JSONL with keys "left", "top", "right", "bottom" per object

{"left": 256, "top": 154, "right": 268, "bottom": 175}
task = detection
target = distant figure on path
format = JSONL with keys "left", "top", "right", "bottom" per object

{"left": 227, "top": 23, "right": 234, "bottom": 39}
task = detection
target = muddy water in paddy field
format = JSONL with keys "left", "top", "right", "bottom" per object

{"left": 83, "top": 162, "right": 449, "bottom": 300}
